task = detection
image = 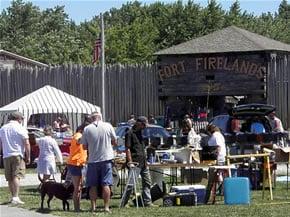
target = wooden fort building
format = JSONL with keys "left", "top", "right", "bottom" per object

{"left": 155, "top": 26, "right": 290, "bottom": 128}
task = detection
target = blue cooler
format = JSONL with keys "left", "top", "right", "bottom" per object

{"left": 170, "top": 185, "right": 206, "bottom": 204}
{"left": 192, "top": 185, "right": 206, "bottom": 204}
{"left": 224, "top": 177, "right": 250, "bottom": 205}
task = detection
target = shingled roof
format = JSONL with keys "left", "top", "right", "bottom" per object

{"left": 155, "top": 26, "right": 290, "bottom": 55}
{"left": 0, "top": 49, "right": 48, "bottom": 67}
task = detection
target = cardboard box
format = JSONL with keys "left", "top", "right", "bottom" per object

{"left": 274, "top": 147, "right": 290, "bottom": 162}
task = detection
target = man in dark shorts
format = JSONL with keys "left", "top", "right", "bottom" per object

{"left": 0, "top": 111, "right": 30, "bottom": 205}
{"left": 120, "top": 116, "right": 156, "bottom": 207}
{"left": 81, "top": 111, "right": 117, "bottom": 213}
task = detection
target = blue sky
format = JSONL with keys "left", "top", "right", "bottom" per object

{"left": 1, "top": 0, "right": 283, "bottom": 24}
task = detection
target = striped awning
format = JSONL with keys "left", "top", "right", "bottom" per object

{"left": 0, "top": 85, "right": 100, "bottom": 130}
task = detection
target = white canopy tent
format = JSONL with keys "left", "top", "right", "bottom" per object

{"left": 0, "top": 85, "right": 101, "bottom": 131}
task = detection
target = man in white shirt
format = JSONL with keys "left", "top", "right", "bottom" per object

{"left": 81, "top": 111, "right": 117, "bottom": 213}
{"left": 0, "top": 111, "right": 30, "bottom": 205}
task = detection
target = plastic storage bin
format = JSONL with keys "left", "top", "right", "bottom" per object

{"left": 224, "top": 177, "right": 250, "bottom": 205}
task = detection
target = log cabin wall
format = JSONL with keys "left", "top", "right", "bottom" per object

{"left": 157, "top": 52, "right": 267, "bottom": 98}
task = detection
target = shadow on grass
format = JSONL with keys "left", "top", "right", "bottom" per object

{"left": 23, "top": 187, "right": 39, "bottom": 193}
{"left": 36, "top": 207, "right": 91, "bottom": 213}
{"left": 36, "top": 208, "right": 53, "bottom": 214}
{"left": 110, "top": 204, "right": 121, "bottom": 208}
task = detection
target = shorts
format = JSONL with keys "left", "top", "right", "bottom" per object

{"left": 67, "top": 164, "right": 83, "bottom": 176}
{"left": 3, "top": 155, "right": 25, "bottom": 181}
{"left": 86, "top": 160, "right": 113, "bottom": 187}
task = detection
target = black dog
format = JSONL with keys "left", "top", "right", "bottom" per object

{"left": 40, "top": 181, "right": 74, "bottom": 211}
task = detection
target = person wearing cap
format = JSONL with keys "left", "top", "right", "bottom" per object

{"left": 80, "top": 111, "right": 117, "bottom": 213}
{"left": 0, "top": 111, "right": 30, "bottom": 205}
{"left": 36, "top": 125, "right": 63, "bottom": 182}
{"left": 268, "top": 112, "right": 284, "bottom": 133}
{"left": 120, "top": 116, "right": 156, "bottom": 208}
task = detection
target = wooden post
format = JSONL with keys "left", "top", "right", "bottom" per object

{"left": 266, "top": 155, "right": 273, "bottom": 200}
{"left": 262, "top": 157, "right": 266, "bottom": 199}
{"left": 226, "top": 155, "right": 232, "bottom": 177}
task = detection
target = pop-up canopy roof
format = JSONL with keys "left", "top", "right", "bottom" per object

{"left": 0, "top": 85, "right": 100, "bottom": 130}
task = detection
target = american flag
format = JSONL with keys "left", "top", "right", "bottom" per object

{"left": 93, "top": 38, "right": 101, "bottom": 64}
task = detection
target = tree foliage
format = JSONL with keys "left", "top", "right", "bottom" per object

{"left": 0, "top": 0, "right": 289, "bottom": 65}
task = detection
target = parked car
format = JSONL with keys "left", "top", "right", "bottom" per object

{"left": 210, "top": 104, "right": 275, "bottom": 133}
{"left": 115, "top": 124, "right": 173, "bottom": 152}
{"left": 206, "top": 103, "right": 288, "bottom": 152}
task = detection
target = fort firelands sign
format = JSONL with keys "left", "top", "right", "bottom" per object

{"left": 158, "top": 56, "right": 266, "bottom": 81}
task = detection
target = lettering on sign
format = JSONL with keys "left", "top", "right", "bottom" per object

{"left": 195, "top": 57, "right": 265, "bottom": 79}
{"left": 158, "top": 61, "right": 185, "bottom": 81}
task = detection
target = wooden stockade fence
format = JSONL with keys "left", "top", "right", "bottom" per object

{"left": 0, "top": 64, "right": 164, "bottom": 126}
{"left": 267, "top": 54, "right": 290, "bottom": 130}
{"left": 1, "top": 54, "right": 289, "bottom": 129}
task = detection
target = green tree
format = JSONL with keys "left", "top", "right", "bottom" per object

{"left": 0, "top": 0, "right": 41, "bottom": 54}
{"left": 225, "top": 1, "right": 242, "bottom": 26}
{"left": 201, "top": 0, "right": 225, "bottom": 34}
{"left": 278, "top": 0, "right": 290, "bottom": 19}
{"left": 1, "top": 0, "right": 289, "bottom": 64}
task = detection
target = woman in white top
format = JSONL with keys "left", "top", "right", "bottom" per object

{"left": 207, "top": 125, "right": 226, "bottom": 165}
{"left": 37, "top": 125, "right": 63, "bottom": 182}
{"left": 205, "top": 124, "right": 227, "bottom": 204}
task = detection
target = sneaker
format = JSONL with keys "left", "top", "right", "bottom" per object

{"left": 104, "top": 209, "right": 112, "bottom": 214}
{"left": 11, "top": 198, "right": 25, "bottom": 205}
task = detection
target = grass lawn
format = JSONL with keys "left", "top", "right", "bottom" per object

{"left": 1, "top": 182, "right": 290, "bottom": 217}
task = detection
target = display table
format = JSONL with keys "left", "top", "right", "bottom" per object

{"left": 148, "top": 162, "right": 208, "bottom": 186}
{"left": 148, "top": 163, "right": 194, "bottom": 185}
{"left": 226, "top": 152, "right": 273, "bottom": 200}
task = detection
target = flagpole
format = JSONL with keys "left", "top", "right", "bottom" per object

{"left": 101, "top": 13, "right": 106, "bottom": 121}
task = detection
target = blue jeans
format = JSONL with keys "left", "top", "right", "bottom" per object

{"left": 120, "top": 166, "right": 152, "bottom": 207}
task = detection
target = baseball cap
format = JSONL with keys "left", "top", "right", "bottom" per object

{"left": 9, "top": 111, "right": 24, "bottom": 120}
{"left": 136, "top": 116, "right": 148, "bottom": 125}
